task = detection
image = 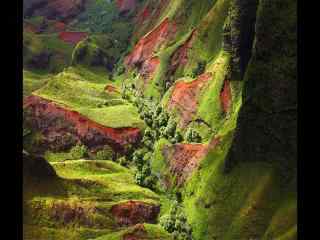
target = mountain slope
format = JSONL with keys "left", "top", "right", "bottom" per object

{"left": 22, "top": 0, "right": 297, "bottom": 239}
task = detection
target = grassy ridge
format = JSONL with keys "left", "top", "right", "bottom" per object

{"left": 24, "top": 159, "right": 163, "bottom": 240}
{"left": 34, "top": 66, "right": 145, "bottom": 129}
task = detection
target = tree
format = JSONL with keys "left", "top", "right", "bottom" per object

{"left": 164, "top": 118, "right": 177, "bottom": 138}
{"left": 95, "top": 146, "right": 113, "bottom": 160}
{"left": 185, "top": 128, "right": 202, "bottom": 143}
{"left": 70, "top": 144, "right": 88, "bottom": 159}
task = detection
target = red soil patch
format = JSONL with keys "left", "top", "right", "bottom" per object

{"left": 58, "top": 31, "right": 88, "bottom": 44}
{"left": 125, "top": 18, "right": 177, "bottom": 68}
{"left": 220, "top": 80, "right": 232, "bottom": 113}
{"left": 168, "top": 72, "right": 213, "bottom": 128}
{"left": 105, "top": 84, "right": 120, "bottom": 94}
{"left": 49, "top": 201, "right": 101, "bottom": 227}
{"left": 23, "top": 95, "right": 141, "bottom": 153}
{"left": 123, "top": 224, "right": 147, "bottom": 240}
{"left": 163, "top": 137, "right": 220, "bottom": 186}
{"left": 170, "top": 29, "right": 197, "bottom": 70}
{"left": 116, "top": 0, "right": 137, "bottom": 13}
{"left": 140, "top": 56, "right": 160, "bottom": 84}
{"left": 53, "top": 21, "right": 66, "bottom": 32}
{"left": 110, "top": 201, "right": 160, "bottom": 226}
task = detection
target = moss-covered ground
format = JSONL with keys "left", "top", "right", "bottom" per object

{"left": 33, "top": 66, "right": 144, "bottom": 129}
{"left": 23, "top": 159, "right": 170, "bottom": 240}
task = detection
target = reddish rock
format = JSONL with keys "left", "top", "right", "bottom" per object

{"left": 168, "top": 72, "right": 213, "bottom": 128}
{"left": 170, "top": 30, "right": 197, "bottom": 71}
{"left": 163, "top": 137, "right": 220, "bottom": 186}
{"left": 23, "top": 95, "right": 142, "bottom": 153}
{"left": 220, "top": 79, "right": 232, "bottom": 113}
{"left": 116, "top": 0, "right": 137, "bottom": 13}
{"left": 58, "top": 31, "right": 88, "bottom": 44}
{"left": 110, "top": 201, "right": 160, "bottom": 226}
{"left": 125, "top": 18, "right": 177, "bottom": 68}
{"left": 140, "top": 57, "right": 160, "bottom": 85}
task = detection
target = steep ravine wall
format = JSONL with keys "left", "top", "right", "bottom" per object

{"left": 123, "top": 0, "right": 297, "bottom": 239}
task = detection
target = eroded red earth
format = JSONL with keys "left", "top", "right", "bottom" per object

{"left": 140, "top": 56, "right": 160, "bottom": 84}
{"left": 58, "top": 31, "right": 88, "bottom": 44}
{"left": 163, "top": 137, "right": 220, "bottom": 186}
{"left": 170, "top": 30, "right": 197, "bottom": 71}
{"left": 220, "top": 79, "right": 232, "bottom": 113}
{"left": 23, "top": 95, "right": 141, "bottom": 153}
{"left": 168, "top": 72, "right": 213, "bottom": 128}
{"left": 125, "top": 18, "right": 177, "bottom": 68}
{"left": 110, "top": 201, "right": 160, "bottom": 226}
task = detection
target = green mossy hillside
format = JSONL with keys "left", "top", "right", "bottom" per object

{"left": 34, "top": 66, "right": 145, "bottom": 129}
{"left": 24, "top": 159, "right": 163, "bottom": 240}
{"left": 23, "top": 30, "right": 74, "bottom": 73}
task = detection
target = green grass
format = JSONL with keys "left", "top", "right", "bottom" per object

{"left": 196, "top": 51, "right": 231, "bottom": 134}
{"left": 92, "top": 223, "right": 173, "bottom": 240}
{"left": 34, "top": 66, "right": 144, "bottom": 129}
{"left": 24, "top": 159, "right": 165, "bottom": 240}
{"left": 23, "top": 30, "right": 74, "bottom": 73}
{"left": 23, "top": 70, "right": 53, "bottom": 97}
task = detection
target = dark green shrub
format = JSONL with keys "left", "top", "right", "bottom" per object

{"left": 70, "top": 144, "right": 88, "bottom": 159}
{"left": 185, "top": 128, "right": 202, "bottom": 143}
{"left": 164, "top": 118, "right": 177, "bottom": 138}
{"left": 96, "top": 146, "right": 113, "bottom": 160}
{"left": 160, "top": 201, "right": 193, "bottom": 240}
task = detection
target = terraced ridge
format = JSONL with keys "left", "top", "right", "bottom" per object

{"left": 23, "top": 159, "right": 172, "bottom": 240}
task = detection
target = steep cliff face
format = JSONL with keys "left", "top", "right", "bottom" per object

{"left": 122, "top": 0, "right": 296, "bottom": 239}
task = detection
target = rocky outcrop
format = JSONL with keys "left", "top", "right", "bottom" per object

{"left": 226, "top": 0, "right": 259, "bottom": 78}
{"left": 220, "top": 79, "right": 232, "bottom": 113}
{"left": 225, "top": 0, "right": 297, "bottom": 174}
{"left": 23, "top": 95, "right": 142, "bottom": 154}
{"left": 169, "top": 30, "right": 197, "bottom": 74}
{"left": 110, "top": 201, "right": 160, "bottom": 226}
{"left": 125, "top": 18, "right": 177, "bottom": 69}
{"left": 163, "top": 138, "right": 220, "bottom": 186}
{"left": 140, "top": 57, "right": 160, "bottom": 84}
{"left": 168, "top": 73, "right": 213, "bottom": 128}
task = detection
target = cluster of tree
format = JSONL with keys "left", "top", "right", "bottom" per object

{"left": 160, "top": 201, "right": 193, "bottom": 240}
{"left": 184, "top": 128, "right": 202, "bottom": 143}
{"left": 132, "top": 148, "right": 157, "bottom": 190}
{"left": 121, "top": 81, "right": 202, "bottom": 190}
{"left": 69, "top": 144, "right": 88, "bottom": 159}
{"left": 137, "top": 101, "right": 184, "bottom": 145}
